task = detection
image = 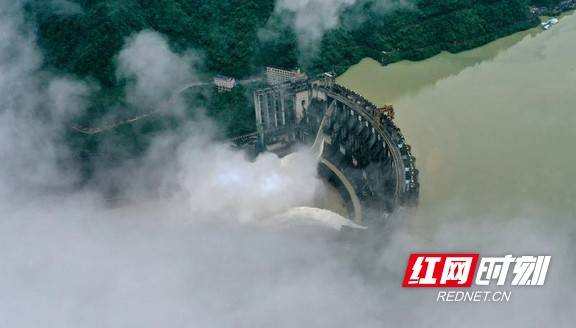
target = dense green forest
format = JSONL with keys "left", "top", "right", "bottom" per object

{"left": 531, "top": 0, "right": 564, "bottom": 7}
{"left": 24, "top": 0, "right": 565, "bottom": 178}
{"left": 314, "top": 0, "right": 541, "bottom": 73}
{"left": 28, "top": 0, "right": 276, "bottom": 86}
{"left": 29, "top": 0, "right": 548, "bottom": 84}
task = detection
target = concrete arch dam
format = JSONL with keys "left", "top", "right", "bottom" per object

{"left": 254, "top": 75, "right": 419, "bottom": 225}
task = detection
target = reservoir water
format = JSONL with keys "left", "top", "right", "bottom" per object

{"left": 338, "top": 13, "right": 576, "bottom": 229}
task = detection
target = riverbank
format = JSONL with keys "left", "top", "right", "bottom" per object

{"left": 337, "top": 11, "right": 574, "bottom": 106}
{"left": 337, "top": 28, "right": 539, "bottom": 106}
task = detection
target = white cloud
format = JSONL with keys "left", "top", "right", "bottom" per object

{"left": 116, "top": 31, "right": 200, "bottom": 111}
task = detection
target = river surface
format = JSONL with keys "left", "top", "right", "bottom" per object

{"left": 338, "top": 13, "right": 576, "bottom": 231}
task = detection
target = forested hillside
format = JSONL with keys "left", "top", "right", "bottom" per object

{"left": 27, "top": 0, "right": 276, "bottom": 86}
{"left": 314, "top": 0, "right": 541, "bottom": 73}
{"left": 28, "top": 0, "right": 543, "bottom": 85}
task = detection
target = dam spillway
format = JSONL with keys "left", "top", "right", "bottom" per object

{"left": 252, "top": 71, "right": 419, "bottom": 225}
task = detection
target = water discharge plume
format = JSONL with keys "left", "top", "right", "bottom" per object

{"left": 268, "top": 207, "right": 367, "bottom": 230}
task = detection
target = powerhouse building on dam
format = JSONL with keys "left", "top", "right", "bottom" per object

{"left": 252, "top": 68, "right": 420, "bottom": 225}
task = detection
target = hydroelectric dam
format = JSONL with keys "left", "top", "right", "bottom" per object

{"left": 249, "top": 69, "right": 419, "bottom": 225}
